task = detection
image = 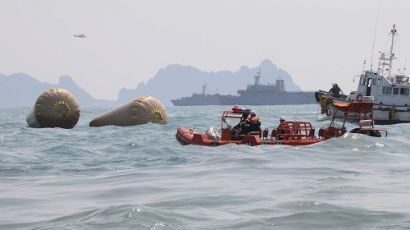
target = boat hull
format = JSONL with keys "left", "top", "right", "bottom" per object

{"left": 326, "top": 100, "right": 410, "bottom": 124}
{"left": 176, "top": 128, "right": 225, "bottom": 146}
{"left": 176, "top": 127, "right": 322, "bottom": 146}
{"left": 316, "top": 91, "right": 410, "bottom": 124}
{"left": 171, "top": 92, "right": 316, "bottom": 106}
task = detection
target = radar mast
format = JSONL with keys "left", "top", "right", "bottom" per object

{"left": 377, "top": 24, "right": 398, "bottom": 82}
{"left": 254, "top": 68, "right": 261, "bottom": 86}
{"left": 387, "top": 24, "right": 397, "bottom": 79}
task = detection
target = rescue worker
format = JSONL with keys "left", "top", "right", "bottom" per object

{"left": 232, "top": 111, "right": 249, "bottom": 136}
{"left": 277, "top": 116, "right": 286, "bottom": 128}
{"left": 249, "top": 110, "right": 260, "bottom": 126}
{"left": 276, "top": 116, "right": 290, "bottom": 140}
{"left": 329, "top": 83, "right": 342, "bottom": 98}
{"left": 247, "top": 110, "right": 261, "bottom": 135}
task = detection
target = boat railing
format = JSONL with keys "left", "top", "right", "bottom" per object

{"left": 273, "top": 121, "right": 317, "bottom": 140}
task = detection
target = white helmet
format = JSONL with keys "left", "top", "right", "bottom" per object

{"left": 280, "top": 116, "right": 286, "bottom": 121}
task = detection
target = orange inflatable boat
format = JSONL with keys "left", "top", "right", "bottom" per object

{"left": 176, "top": 106, "right": 346, "bottom": 146}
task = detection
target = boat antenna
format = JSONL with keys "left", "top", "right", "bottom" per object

{"left": 387, "top": 24, "right": 397, "bottom": 78}
{"left": 370, "top": 0, "right": 382, "bottom": 71}
{"left": 254, "top": 68, "right": 261, "bottom": 86}
{"left": 362, "top": 59, "right": 367, "bottom": 73}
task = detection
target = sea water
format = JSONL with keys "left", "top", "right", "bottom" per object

{"left": 1, "top": 105, "right": 410, "bottom": 229}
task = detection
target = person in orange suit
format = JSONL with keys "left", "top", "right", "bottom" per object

{"left": 277, "top": 116, "right": 290, "bottom": 140}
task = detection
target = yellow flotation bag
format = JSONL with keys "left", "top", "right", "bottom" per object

{"left": 26, "top": 88, "right": 80, "bottom": 129}
{"left": 89, "top": 96, "right": 168, "bottom": 127}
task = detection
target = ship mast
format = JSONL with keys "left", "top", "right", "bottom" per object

{"left": 202, "top": 84, "right": 206, "bottom": 96}
{"left": 387, "top": 24, "right": 397, "bottom": 79}
{"left": 377, "top": 24, "right": 398, "bottom": 82}
{"left": 254, "top": 68, "right": 261, "bottom": 86}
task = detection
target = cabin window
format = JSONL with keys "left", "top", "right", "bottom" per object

{"left": 393, "top": 88, "right": 399, "bottom": 95}
{"left": 360, "top": 77, "right": 366, "bottom": 85}
{"left": 372, "top": 78, "right": 377, "bottom": 86}
{"left": 400, "top": 88, "right": 410, "bottom": 96}
{"left": 367, "top": 78, "right": 372, "bottom": 87}
{"left": 382, "top": 87, "right": 392, "bottom": 94}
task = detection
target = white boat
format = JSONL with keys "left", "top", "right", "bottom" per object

{"left": 316, "top": 24, "right": 410, "bottom": 124}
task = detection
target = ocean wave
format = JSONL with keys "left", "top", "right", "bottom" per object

{"left": 2, "top": 106, "right": 410, "bottom": 229}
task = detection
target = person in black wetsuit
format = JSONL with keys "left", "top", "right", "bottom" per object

{"left": 231, "top": 111, "right": 249, "bottom": 137}
{"left": 329, "top": 83, "right": 342, "bottom": 98}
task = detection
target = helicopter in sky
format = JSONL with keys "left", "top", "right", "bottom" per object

{"left": 73, "top": 34, "right": 87, "bottom": 38}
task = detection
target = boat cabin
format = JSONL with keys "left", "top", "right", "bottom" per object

{"left": 354, "top": 70, "right": 410, "bottom": 105}
{"left": 220, "top": 107, "right": 262, "bottom": 141}
{"left": 351, "top": 25, "right": 410, "bottom": 107}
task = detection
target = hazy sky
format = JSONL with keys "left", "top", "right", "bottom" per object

{"left": 1, "top": 0, "right": 410, "bottom": 99}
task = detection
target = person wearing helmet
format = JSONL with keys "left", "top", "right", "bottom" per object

{"left": 246, "top": 110, "right": 261, "bottom": 135}
{"left": 234, "top": 109, "right": 260, "bottom": 136}
{"left": 276, "top": 116, "right": 290, "bottom": 140}
{"left": 249, "top": 110, "right": 260, "bottom": 125}
{"left": 280, "top": 116, "right": 287, "bottom": 125}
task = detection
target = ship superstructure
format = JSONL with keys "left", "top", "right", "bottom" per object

{"left": 172, "top": 69, "right": 315, "bottom": 106}
{"left": 237, "top": 69, "right": 285, "bottom": 96}
{"left": 317, "top": 24, "right": 410, "bottom": 124}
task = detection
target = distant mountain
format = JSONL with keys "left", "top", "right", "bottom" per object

{"left": 0, "top": 73, "right": 114, "bottom": 108}
{"left": 118, "top": 59, "right": 303, "bottom": 105}
{"left": 0, "top": 59, "right": 303, "bottom": 107}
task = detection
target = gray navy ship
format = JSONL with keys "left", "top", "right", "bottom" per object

{"left": 171, "top": 70, "right": 315, "bottom": 106}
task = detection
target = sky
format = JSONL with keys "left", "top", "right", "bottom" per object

{"left": 1, "top": 0, "right": 410, "bottom": 100}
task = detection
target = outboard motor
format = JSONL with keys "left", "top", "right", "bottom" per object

{"left": 205, "top": 126, "right": 219, "bottom": 140}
